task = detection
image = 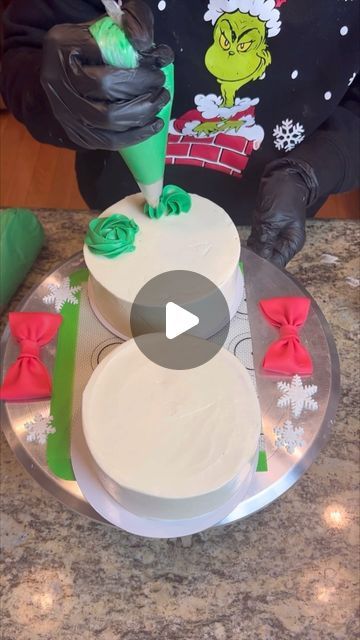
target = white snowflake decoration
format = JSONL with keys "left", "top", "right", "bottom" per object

{"left": 277, "top": 375, "right": 318, "bottom": 418}
{"left": 274, "top": 420, "right": 304, "bottom": 454}
{"left": 43, "top": 277, "right": 81, "bottom": 312}
{"left": 273, "top": 119, "right": 305, "bottom": 152}
{"left": 24, "top": 414, "right": 55, "bottom": 445}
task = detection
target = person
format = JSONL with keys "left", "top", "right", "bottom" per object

{"left": 2, "top": 0, "right": 359, "bottom": 267}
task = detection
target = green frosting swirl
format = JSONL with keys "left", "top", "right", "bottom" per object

{"left": 85, "top": 214, "right": 139, "bottom": 258}
{"left": 144, "top": 185, "right": 192, "bottom": 219}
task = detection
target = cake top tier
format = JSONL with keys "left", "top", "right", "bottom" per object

{"left": 82, "top": 337, "right": 261, "bottom": 500}
{"left": 83, "top": 193, "right": 240, "bottom": 302}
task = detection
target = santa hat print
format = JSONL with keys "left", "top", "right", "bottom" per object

{"left": 204, "top": 0, "right": 287, "bottom": 38}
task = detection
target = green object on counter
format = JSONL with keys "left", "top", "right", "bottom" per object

{"left": 144, "top": 185, "right": 192, "bottom": 219}
{"left": 0, "top": 209, "right": 44, "bottom": 312}
{"left": 90, "top": 13, "right": 174, "bottom": 206}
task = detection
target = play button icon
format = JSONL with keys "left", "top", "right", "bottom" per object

{"left": 166, "top": 303, "right": 199, "bottom": 340}
{"left": 130, "top": 270, "right": 232, "bottom": 370}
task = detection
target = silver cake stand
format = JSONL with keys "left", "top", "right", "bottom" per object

{"left": 0, "top": 249, "right": 340, "bottom": 529}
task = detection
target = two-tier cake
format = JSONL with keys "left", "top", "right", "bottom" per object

{"left": 82, "top": 190, "right": 260, "bottom": 523}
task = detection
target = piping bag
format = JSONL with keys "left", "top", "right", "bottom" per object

{"left": 90, "top": 0, "right": 174, "bottom": 208}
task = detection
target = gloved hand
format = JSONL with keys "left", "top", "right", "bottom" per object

{"left": 40, "top": 2, "right": 173, "bottom": 151}
{"left": 247, "top": 159, "right": 318, "bottom": 268}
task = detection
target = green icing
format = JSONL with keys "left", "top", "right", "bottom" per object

{"left": 85, "top": 214, "right": 139, "bottom": 258}
{"left": 89, "top": 16, "right": 139, "bottom": 68}
{"left": 144, "top": 185, "right": 192, "bottom": 219}
{"left": 90, "top": 12, "right": 174, "bottom": 197}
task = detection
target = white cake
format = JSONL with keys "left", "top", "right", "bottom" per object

{"left": 84, "top": 193, "right": 243, "bottom": 338}
{"left": 82, "top": 336, "right": 261, "bottom": 520}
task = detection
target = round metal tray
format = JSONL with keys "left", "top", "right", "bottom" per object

{"left": 1, "top": 248, "right": 340, "bottom": 528}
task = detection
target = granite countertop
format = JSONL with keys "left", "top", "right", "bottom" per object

{"left": 1, "top": 211, "right": 359, "bottom": 640}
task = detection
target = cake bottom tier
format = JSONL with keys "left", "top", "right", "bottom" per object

{"left": 93, "top": 455, "right": 256, "bottom": 520}
{"left": 82, "top": 339, "right": 261, "bottom": 523}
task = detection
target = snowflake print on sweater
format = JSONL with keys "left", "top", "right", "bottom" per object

{"left": 43, "top": 277, "right": 81, "bottom": 313}
{"left": 277, "top": 375, "right": 318, "bottom": 418}
{"left": 273, "top": 119, "right": 305, "bottom": 152}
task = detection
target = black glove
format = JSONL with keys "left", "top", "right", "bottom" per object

{"left": 247, "top": 159, "right": 318, "bottom": 268}
{"left": 41, "top": 8, "right": 173, "bottom": 151}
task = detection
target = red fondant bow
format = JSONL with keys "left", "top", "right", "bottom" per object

{"left": 0, "top": 312, "right": 62, "bottom": 401}
{"left": 259, "top": 297, "right": 313, "bottom": 375}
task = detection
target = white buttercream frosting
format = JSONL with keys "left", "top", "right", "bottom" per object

{"left": 82, "top": 338, "right": 261, "bottom": 518}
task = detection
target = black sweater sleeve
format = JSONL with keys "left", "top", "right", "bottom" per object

{"left": 290, "top": 75, "right": 360, "bottom": 196}
{"left": 1, "top": 0, "right": 103, "bottom": 149}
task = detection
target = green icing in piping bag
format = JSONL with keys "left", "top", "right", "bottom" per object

{"left": 90, "top": 3, "right": 174, "bottom": 207}
{"left": 90, "top": 16, "right": 139, "bottom": 68}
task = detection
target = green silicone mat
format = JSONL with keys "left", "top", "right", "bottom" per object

{"left": 46, "top": 264, "right": 267, "bottom": 480}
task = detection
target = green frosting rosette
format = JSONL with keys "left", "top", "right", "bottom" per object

{"left": 85, "top": 214, "right": 139, "bottom": 258}
{"left": 144, "top": 185, "right": 192, "bottom": 219}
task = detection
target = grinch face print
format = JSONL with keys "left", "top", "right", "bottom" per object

{"left": 166, "top": 0, "right": 284, "bottom": 179}
{"left": 205, "top": 12, "right": 271, "bottom": 107}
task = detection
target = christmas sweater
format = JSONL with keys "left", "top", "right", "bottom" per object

{"left": 3, "top": 0, "right": 360, "bottom": 219}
